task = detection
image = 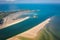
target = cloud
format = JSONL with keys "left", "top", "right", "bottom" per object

{"left": 14, "top": 0, "right": 60, "bottom": 3}
{"left": 6, "top": 0, "right": 15, "bottom": 2}
{"left": 0, "top": 0, "right": 16, "bottom": 4}
{"left": 0, "top": 0, "right": 60, "bottom": 4}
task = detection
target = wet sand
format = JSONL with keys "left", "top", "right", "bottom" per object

{"left": 0, "top": 11, "right": 30, "bottom": 29}
{"left": 7, "top": 18, "right": 51, "bottom": 40}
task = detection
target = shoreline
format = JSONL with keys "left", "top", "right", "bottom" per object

{"left": 0, "top": 11, "right": 30, "bottom": 29}
{"left": 7, "top": 18, "right": 51, "bottom": 40}
{"left": 0, "top": 17, "right": 30, "bottom": 29}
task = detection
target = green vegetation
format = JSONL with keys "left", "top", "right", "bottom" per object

{"left": 0, "top": 10, "right": 19, "bottom": 18}
{"left": 0, "top": 15, "right": 3, "bottom": 19}
{"left": 0, "top": 13, "right": 4, "bottom": 19}
{"left": 19, "top": 36, "right": 34, "bottom": 40}
{"left": 0, "top": 10, "right": 29, "bottom": 19}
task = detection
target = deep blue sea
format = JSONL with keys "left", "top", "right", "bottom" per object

{"left": 0, "top": 4, "right": 60, "bottom": 39}
{"left": 0, "top": 4, "right": 60, "bottom": 12}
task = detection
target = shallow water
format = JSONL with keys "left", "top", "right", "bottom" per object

{"left": 0, "top": 4, "right": 60, "bottom": 39}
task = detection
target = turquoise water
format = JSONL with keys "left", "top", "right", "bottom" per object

{"left": 0, "top": 4, "right": 60, "bottom": 39}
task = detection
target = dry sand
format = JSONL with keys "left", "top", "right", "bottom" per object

{"left": 7, "top": 18, "right": 51, "bottom": 40}
{"left": 0, "top": 10, "right": 51, "bottom": 40}
{"left": 0, "top": 11, "right": 30, "bottom": 29}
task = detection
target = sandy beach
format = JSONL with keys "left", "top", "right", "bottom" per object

{"left": 0, "top": 10, "right": 51, "bottom": 40}
{"left": 7, "top": 18, "right": 51, "bottom": 40}
{"left": 0, "top": 11, "right": 30, "bottom": 29}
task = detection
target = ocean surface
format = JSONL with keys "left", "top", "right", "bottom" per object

{"left": 0, "top": 4, "right": 60, "bottom": 11}
{"left": 0, "top": 4, "right": 60, "bottom": 39}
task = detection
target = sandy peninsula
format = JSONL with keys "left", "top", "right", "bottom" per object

{"left": 0, "top": 11, "right": 30, "bottom": 29}
{"left": 7, "top": 18, "right": 51, "bottom": 40}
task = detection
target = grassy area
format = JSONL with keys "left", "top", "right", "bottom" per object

{"left": 18, "top": 36, "right": 34, "bottom": 40}
{"left": 0, "top": 15, "right": 3, "bottom": 19}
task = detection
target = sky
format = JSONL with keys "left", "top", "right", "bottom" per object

{"left": 0, "top": 0, "right": 60, "bottom": 4}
